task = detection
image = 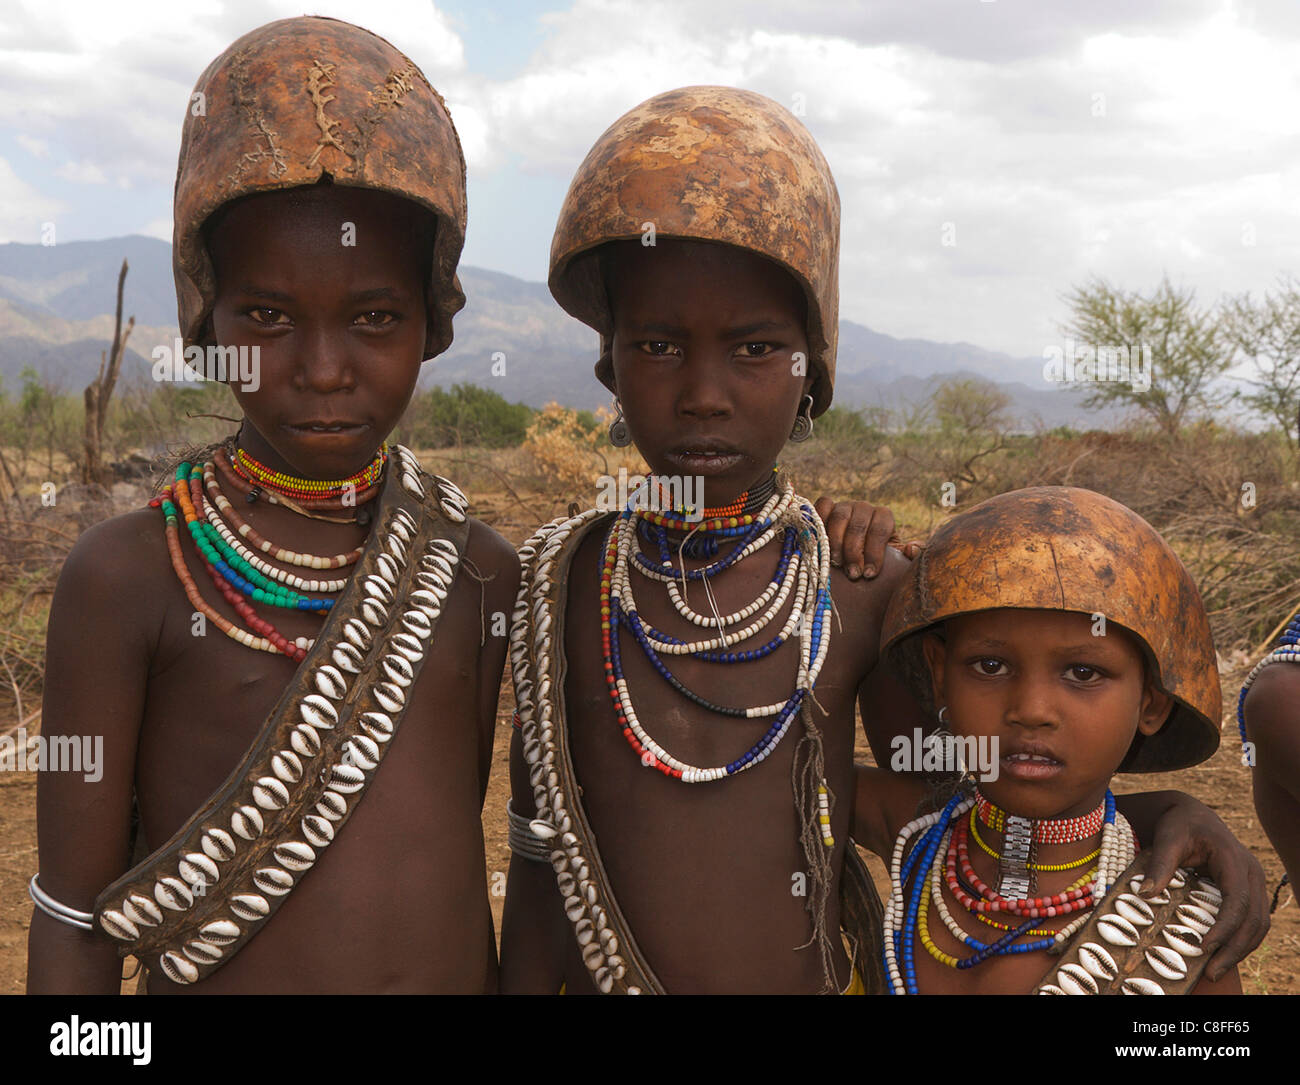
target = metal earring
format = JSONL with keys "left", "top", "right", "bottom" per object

{"left": 608, "top": 400, "right": 632, "bottom": 447}
{"left": 789, "top": 394, "right": 814, "bottom": 442}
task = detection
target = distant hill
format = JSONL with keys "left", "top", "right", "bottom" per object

{"left": 0, "top": 236, "right": 1115, "bottom": 428}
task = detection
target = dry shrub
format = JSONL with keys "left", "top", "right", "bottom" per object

{"left": 523, "top": 403, "right": 647, "bottom": 504}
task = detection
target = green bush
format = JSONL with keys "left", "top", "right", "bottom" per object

{"left": 409, "top": 383, "right": 535, "bottom": 448}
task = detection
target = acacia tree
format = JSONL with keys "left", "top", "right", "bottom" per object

{"left": 1060, "top": 276, "right": 1230, "bottom": 436}
{"left": 929, "top": 376, "right": 1011, "bottom": 495}
{"left": 1222, "top": 278, "right": 1300, "bottom": 450}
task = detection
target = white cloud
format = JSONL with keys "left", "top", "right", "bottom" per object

{"left": 16, "top": 134, "right": 49, "bottom": 158}
{"left": 4, "top": 1, "right": 1300, "bottom": 358}
{"left": 0, "top": 156, "right": 64, "bottom": 243}
{"left": 54, "top": 159, "right": 108, "bottom": 184}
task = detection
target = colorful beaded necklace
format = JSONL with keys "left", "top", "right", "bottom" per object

{"left": 600, "top": 479, "right": 836, "bottom": 845}
{"left": 204, "top": 460, "right": 366, "bottom": 570}
{"left": 232, "top": 441, "right": 388, "bottom": 500}
{"left": 882, "top": 789, "right": 1136, "bottom": 994}
{"left": 637, "top": 470, "right": 779, "bottom": 558}
{"left": 974, "top": 792, "right": 1107, "bottom": 845}
{"left": 216, "top": 446, "right": 383, "bottom": 518}
{"left": 151, "top": 445, "right": 382, "bottom": 661}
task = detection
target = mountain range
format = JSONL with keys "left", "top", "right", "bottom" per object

{"left": 0, "top": 236, "right": 1112, "bottom": 428}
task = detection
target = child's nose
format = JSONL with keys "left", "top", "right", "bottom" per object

{"left": 1004, "top": 675, "right": 1061, "bottom": 728}
{"left": 675, "top": 354, "right": 732, "bottom": 419}
{"left": 295, "top": 329, "right": 355, "bottom": 393}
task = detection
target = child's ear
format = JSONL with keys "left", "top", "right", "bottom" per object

{"left": 1136, "top": 679, "right": 1175, "bottom": 737}
{"left": 920, "top": 632, "right": 948, "bottom": 709}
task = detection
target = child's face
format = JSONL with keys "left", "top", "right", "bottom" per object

{"left": 208, "top": 185, "right": 430, "bottom": 479}
{"left": 605, "top": 239, "right": 811, "bottom": 505}
{"left": 922, "top": 609, "right": 1173, "bottom": 819}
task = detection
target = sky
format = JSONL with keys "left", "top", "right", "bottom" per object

{"left": 1, "top": 0, "right": 1298, "bottom": 359}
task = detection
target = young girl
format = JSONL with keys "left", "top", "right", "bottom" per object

{"left": 27, "top": 17, "right": 519, "bottom": 994}
{"left": 854, "top": 485, "right": 1243, "bottom": 994}
{"left": 502, "top": 86, "right": 1264, "bottom": 994}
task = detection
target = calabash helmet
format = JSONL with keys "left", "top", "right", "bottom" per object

{"left": 173, "top": 16, "right": 467, "bottom": 358}
{"left": 882, "top": 487, "right": 1221, "bottom": 773}
{"left": 549, "top": 86, "right": 840, "bottom": 416}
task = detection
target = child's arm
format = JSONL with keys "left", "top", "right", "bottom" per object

{"left": 1115, "top": 790, "right": 1268, "bottom": 982}
{"left": 499, "top": 726, "right": 570, "bottom": 994}
{"left": 26, "top": 513, "right": 160, "bottom": 993}
{"left": 856, "top": 647, "right": 935, "bottom": 778}
{"left": 852, "top": 764, "right": 926, "bottom": 859}
{"left": 1241, "top": 663, "right": 1300, "bottom": 886}
{"left": 464, "top": 523, "right": 521, "bottom": 807}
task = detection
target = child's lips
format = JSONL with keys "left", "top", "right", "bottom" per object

{"left": 1000, "top": 750, "right": 1064, "bottom": 780}
{"left": 285, "top": 420, "right": 368, "bottom": 437}
{"left": 664, "top": 447, "right": 745, "bottom": 474}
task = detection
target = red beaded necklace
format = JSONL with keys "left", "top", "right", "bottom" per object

{"left": 975, "top": 793, "right": 1106, "bottom": 845}
{"left": 231, "top": 441, "right": 388, "bottom": 501}
{"left": 215, "top": 447, "right": 383, "bottom": 514}
{"left": 945, "top": 817, "right": 1097, "bottom": 918}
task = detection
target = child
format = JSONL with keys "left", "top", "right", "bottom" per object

{"left": 500, "top": 87, "right": 1262, "bottom": 994}
{"left": 1236, "top": 624, "right": 1300, "bottom": 896}
{"left": 26, "top": 17, "right": 519, "bottom": 993}
{"left": 855, "top": 486, "right": 1241, "bottom": 994}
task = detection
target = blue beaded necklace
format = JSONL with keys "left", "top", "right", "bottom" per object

{"left": 600, "top": 482, "right": 835, "bottom": 783}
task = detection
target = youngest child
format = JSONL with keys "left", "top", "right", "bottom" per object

{"left": 853, "top": 486, "right": 1242, "bottom": 994}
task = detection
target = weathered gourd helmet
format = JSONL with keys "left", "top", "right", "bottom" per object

{"left": 549, "top": 85, "right": 840, "bottom": 416}
{"left": 173, "top": 16, "right": 467, "bottom": 358}
{"left": 882, "top": 487, "right": 1221, "bottom": 773}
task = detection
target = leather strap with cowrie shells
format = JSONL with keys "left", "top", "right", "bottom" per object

{"left": 510, "top": 510, "right": 887, "bottom": 995}
{"left": 92, "top": 446, "right": 471, "bottom": 985}
{"left": 1032, "top": 855, "right": 1222, "bottom": 995}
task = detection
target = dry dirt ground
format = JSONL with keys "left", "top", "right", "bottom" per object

{"left": 1, "top": 477, "right": 1295, "bottom": 994}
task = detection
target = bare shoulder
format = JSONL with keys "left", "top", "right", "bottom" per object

{"left": 831, "top": 544, "right": 912, "bottom": 639}
{"left": 51, "top": 505, "right": 171, "bottom": 650}
{"left": 1243, "top": 661, "right": 1300, "bottom": 738}
{"left": 463, "top": 516, "right": 521, "bottom": 583}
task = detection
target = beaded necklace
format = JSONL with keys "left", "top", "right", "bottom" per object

{"left": 974, "top": 792, "right": 1106, "bottom": 844}
{"left": 216, "top": 446, "right": 383, "bottom": 517}
{"left": 882, "top": 789, "right": 1136, "bottom": 994}
{"left": 151, "top": 447, "right": 383, "bottom": 661}
{"left": 600, "top": 482, "right": 834, "bottom": 806}
{"left": 153, "top": 482, "right": 311, "bottom": 661}
{"left": 967, "top": 808, "right": 1098, "bottom": 871}
{"left": 637, "top": 469, "right": 778, "bottom": 559}
{"left": 232, "top": 441, "right": 388, "bottom": 500}
{"left": 204, "top": 460, "right": 366, "bottom": 569}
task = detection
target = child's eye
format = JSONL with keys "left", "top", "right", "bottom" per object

{"left": 355, "top": 311, "right": 397, "bottom": 327}
{"left": 737, "top": 342, "right": 774, "bottom": 358}
{"left": 247, "top": 308, "right": 289, "bottom": 326}
{"left": 1067, "top": 664, "right": 1102, "bottom": 683}
{"left": 638, "top": 341, "right": 679, "bottom": 357}
{"left": 971, "top": 658, "right": 1007, "bottom": 677}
